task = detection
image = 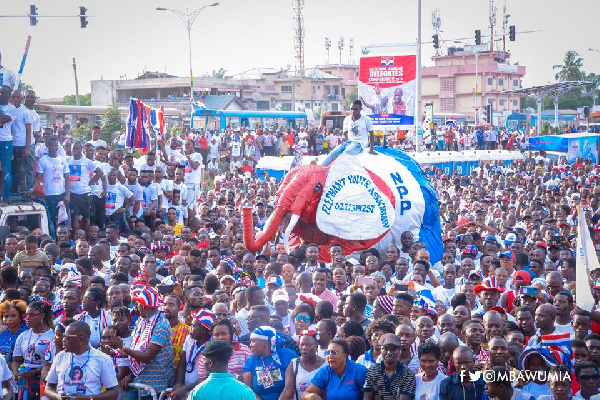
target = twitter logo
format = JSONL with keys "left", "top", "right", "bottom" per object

{"left": 469, "top": 371, "right": 482, "bottom": 381}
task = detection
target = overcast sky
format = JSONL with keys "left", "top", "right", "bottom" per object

{"left": 1, "top": 0, "right": 598, "bottom": 99}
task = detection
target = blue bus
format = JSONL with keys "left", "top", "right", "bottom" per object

{"left": 191, "top": 109, "right": 308, "bottom": 132}
{"left": 505, "top": 113, "right": 577, "bottom": 131}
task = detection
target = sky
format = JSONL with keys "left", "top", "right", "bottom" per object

{"left": 1, "top": 0, "right": 598, "bottom": 99}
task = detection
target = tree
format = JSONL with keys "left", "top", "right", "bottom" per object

{"left": 62, "top": 93, "right": 91, "bottom": 106}
{"left": 344, "top": 87, "right": 358, "bottom": 110}
{"left": 209, "top": 68, "right": 232, "bottom": 80}
{"left": 100, "top": 104, "right": 124, "bottom": 148}
{"left": 553, "top": 51, "right": 584, "bottom": 82}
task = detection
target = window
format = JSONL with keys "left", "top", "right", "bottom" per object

{"left": 281, "top": 103, "right": 292, "bottom": 111}
{"left": 513, "top": 79, "right": 519, "bottom": 87}
{"left": 440, "top": 77, "right": 454, "bottom": 93}
{"left": 498, "top": 78, "right": 504, "bottom": 86}
{"left": 342, "top": 87, "right": 346, "bottom": 97}
{"left": 487, "top": 77, "right": 493, "bottom": 86}
{"left": 513, "top": 99, "right": 519, "bottom": 106}
{"left": 304, "top": 102, "right": 311, "bottom": 109}
{"left": 331, "top": 103, "right": 339, "bottom": 111}
{"left": 333, "top": 85, "right": 340, "bottom": 95}
{"left": 256, "top": 101, "right": 270, "bottom": 110}
{"left": 325, "top": 85, "right": 331, "bottom": 95}
{"left": 281, "top": 86, "right": 292, "bottom": 93}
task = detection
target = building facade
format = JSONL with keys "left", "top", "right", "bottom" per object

{"left": 422, "top": 47, "right": 526, "bottom": 122}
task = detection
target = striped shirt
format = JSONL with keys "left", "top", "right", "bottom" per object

{"left": 171, "top": 323, "right": 189, "bottom": 367}
{"left": 364, "top": 361, "right": 416, "bottom": 400}
{"left": 197, "top": 341, "right": 252, "bottom": 380}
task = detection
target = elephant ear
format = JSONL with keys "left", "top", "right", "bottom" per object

{"left": 316, "top": 153, "right": 396, "bottom": 240}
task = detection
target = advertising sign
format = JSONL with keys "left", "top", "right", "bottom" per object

{"left": 358, "top": 55, "right": 416, "bottom": 130}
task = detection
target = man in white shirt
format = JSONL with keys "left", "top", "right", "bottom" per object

{"left": 45, "top": 321, "right": 119, "bottom": 400}
{"left": 29, "top": 137, "right": 70, "bottom": 232}
{"left": 24, "top": 90, "right": 39, "bottom": 190}
{"left": 67, "top": 141, "right": 104, "bottom": 235}
{"left": 182, "top": 139, "right": 204, "bottom": 217}
{"left": 322, "top": 99, "right": 376, "bottom": 166}
{"left": 125, "top": 168, "right": 143, "bottom": 218}
{"left": 0, "top": 53, "right": 15, "bottom": 88}
{"left": 0, "top": 85, "right": 17, "bottom": 197}
{"left": 88, "top": 125, "right": 108, "bottom": 148}
{"left": 105, "top": 168, "right": 134, "bottom": 232}
{"left": 9, "top": 90, "right": 32, "bottom": 192}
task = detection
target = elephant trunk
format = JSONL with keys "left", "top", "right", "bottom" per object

{"left": 243, "top": 206, "right": 287, "bottom": 253}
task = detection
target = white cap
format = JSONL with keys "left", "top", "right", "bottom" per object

{"left": 272, "top": 289, "right": 289, "bottom": 304}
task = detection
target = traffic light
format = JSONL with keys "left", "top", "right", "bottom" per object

{"left": 79, "top": 6, "right": 88, "bottom": 28}
{"left": 486, "top": 104, "right": 492, "bottom": 123}
{"left": 509, "top": 25, "right": 516, "bottom": 41}
{"left": 475, "top": 30, "right": 481, "bottom": 45}
{"left": 480, "top": 106, "right": 487, "bottom": 123}
{"left": 432, "top": 34, "right": 439, "bottom": 49}
{"left": 29, "top": 5, "right": 38, "bottom": 26}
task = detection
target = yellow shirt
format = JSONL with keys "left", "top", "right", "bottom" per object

{"left": 172, "top": 322, "right": 189, "bottom": 367}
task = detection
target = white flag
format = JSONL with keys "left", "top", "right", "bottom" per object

{"left": 576, "top": 206, "right": 598, "bottom": 311}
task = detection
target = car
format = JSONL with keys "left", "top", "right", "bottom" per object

{"left": 0, "top": 195, "right": 53, "bottom": 241}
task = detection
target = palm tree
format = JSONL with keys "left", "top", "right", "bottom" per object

{"left": 553, "top": 51, "right": 584, "bottom": 81}
{"left": 211, "top": 68, "right": 232, "bottom": 79}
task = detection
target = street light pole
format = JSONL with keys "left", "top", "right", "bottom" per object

{"left": 156, "top": 3, "right": 219, "bottom": 102}
{"left": 415, "top": 0, "right": 423, "bottom": 152}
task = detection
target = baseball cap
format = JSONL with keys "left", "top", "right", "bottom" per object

{"left": 513, "top": 270, "right": 532, "bottom": 284}
{"left": 474, "top": 277, "right": 505, "bottom": 294}
{"left": 535, "top": 241, "right": 548, "bottom": 250}
{"left": 346, "top": 258, "right": 360, "bottom": 266}
{"left": 514, "top": 222, "right": 527, "bottom": 231}
{"left": 499, "top": 251, "right": 516, "bottom": 261}
{"left": 266, "top": 275, "right": 283, "bottom": 287}
{"left": 272, "top": 289, "right": 289, "bottom": 303}
{"left": 504, "top": 233, "right": 517, "bottom": 245}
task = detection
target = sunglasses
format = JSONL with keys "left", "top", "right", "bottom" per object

{"left": 23, "top": 313, "right": 42, "bottom": 318}
{"left": 295, "top": 315, "right": 311, "bottom": 323}
{"left": 579, "top": 374, "right": 600, "bottom": 381}
{"left": 323, "top": 350, "right": 338, "bottom": 356}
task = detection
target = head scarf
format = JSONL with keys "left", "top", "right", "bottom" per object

{"left": 191, "top": 309, "right": 217, "bottom": 331}
{"left": 130, "top": 284, "right": 163, "bottom": 309}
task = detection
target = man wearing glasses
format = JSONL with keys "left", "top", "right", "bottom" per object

{"left": 45, "top": 321, "right": 118, "bottom": 400}
{"left": 574, "top": 361, "right": 600, "bottom": 400}
{"left": 364, "top": 333, "right": 416, "bottom": 400}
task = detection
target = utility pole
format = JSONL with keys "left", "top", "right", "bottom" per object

{"left": 416, "top": 0, "right": 423, "bottom": 152}
{"left": 72, "top": 57, "right": 80, "bottom": 106}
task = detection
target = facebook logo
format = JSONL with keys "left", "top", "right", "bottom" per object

{"left": 381, "top": 58, "right": 394, "bottom": 66}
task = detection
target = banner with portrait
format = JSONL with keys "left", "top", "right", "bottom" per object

{"left": 358, "top": 55, "right": 416, "bottom": 131}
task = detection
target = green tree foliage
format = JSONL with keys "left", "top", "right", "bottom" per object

{"left": 70, "top": 122, "right": 91, "bottom": 142}
{"left": 553, "top": 51, "right": 584, "bottom": 82}
{"left": 100, "top": 104, "right": 125, "bottom": 148}
{"left": 62, "top": 93, "right": 91, "bottom": 106}
{"left": 209, "top": 68, "right": 232, "bottom": 79}
{"left": 344, "top": 87, "right": 358, "bottom": 110}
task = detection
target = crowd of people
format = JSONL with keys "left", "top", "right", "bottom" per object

{"left": 0, "top": 88, "right": 598, "bottom": 400}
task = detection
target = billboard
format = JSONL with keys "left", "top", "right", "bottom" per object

{"left": 358, "top": 55, "right": 416, "bottom": 130}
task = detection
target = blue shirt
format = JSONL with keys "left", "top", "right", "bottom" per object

{"left": 311, "top": 359, "right": 367, "bottom": 400}
{"left": 243, "top": 348, "right": 296, "bottom": 400}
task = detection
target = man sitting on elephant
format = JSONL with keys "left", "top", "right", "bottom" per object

{"left": 322, "top": 99, "right": 377, "bottom": 166}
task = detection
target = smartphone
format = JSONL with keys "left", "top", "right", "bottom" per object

{"left": 158, "top": 285, "right": 174, "bottom": 294}
{"left": 395, "top": 283, "right": 409, "bottom": 292}
{"left": 551, "top": 235, "right": 564, "bottom": 242}
{"left": 520, "top": 286, "right": 539, "bottom": 297}
{"left": 358, "top": 277, "right": 375, "bottom": 286}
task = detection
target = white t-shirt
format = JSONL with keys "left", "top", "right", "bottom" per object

{"left": 139, "top": 183, "right": 158, "bottom": 217}
{"left": 67, "top": 156, "right": 98, "bottom": 195}
{"left": 105, "top": 183, "right": 133, "bottom": 216}
{"left": 126, "top": 182, "right": 144, "bottom": 215}
{"left": 343, "top": 114, "right": 373, "bottom": 148}
{"left": 169, "top": 203, "right": 188, "bottom": 225}
{"left": 183, "top": 153, "right": 204, "bottom": 184}
{"left": 13, "top": 328, "right": 55, "bottom": 369}
{"left": 90, "top": 161, "right": 110, "bottom": 197}
{"left": 158, "top": 179, "right": 173, "bottom": 210}
{"left": 0, "top": 103, "right": 17, "bottom": 142}
{"left": 37, "top": 155, "right": 69, "bottom": 196}
{"left": 11, "top": 104, "right": 31, "bottom": 146}
{"left": 89, "top": 139, "right": 108, "bottom": 149}
{"left": 46, "top": 347, "right": 118, "bottom": 396}
{"left": 76, "top": 313, "right": 112, "bottom": 348}
{"left": 182, "top": 337, "right": 202, "bottom": 386}
{"left": 27, "top": 108, "right": 41, "bottom": 133}
{"left": 231, "top": 141, "right": 241, "bottom": 157}
{"left": 415, "top": 372, "right": 446, "bottom": 400}
{"left": 0, "top": 67, "right": 16, "bottom": 87}
{"left": 0, "top": 355, "right": 11, "bottom": 382}
{"left": 554, "top": 322, "right": 575, "bottom": 337}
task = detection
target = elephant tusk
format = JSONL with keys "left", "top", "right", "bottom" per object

{"left": 282, "top": 214, "right": 300, "bottom": 254}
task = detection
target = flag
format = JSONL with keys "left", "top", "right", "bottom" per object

{"left": 576, "top": 206, "right": 597, "bottom": 311}
{"left": 125, "top": 99, "right": 151, "bottom": 151}
{"left": 194, "top": 99, "right": 207, "bottom": 109}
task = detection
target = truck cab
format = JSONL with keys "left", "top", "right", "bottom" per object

{"left": 0, "top": 196, "right": 53, "bottom": 242}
